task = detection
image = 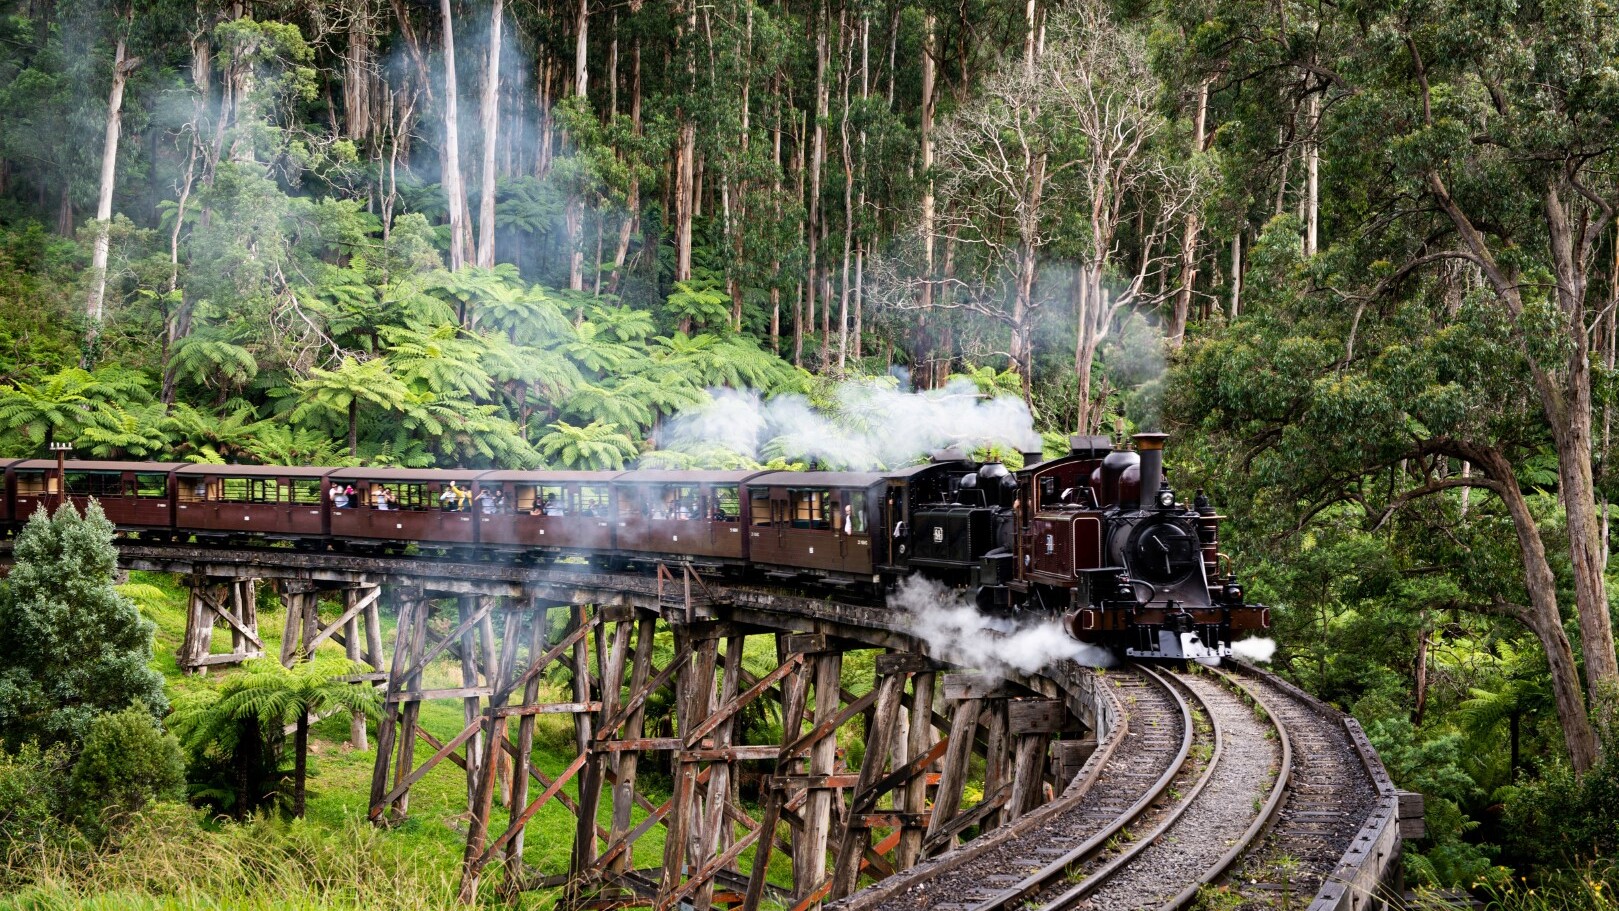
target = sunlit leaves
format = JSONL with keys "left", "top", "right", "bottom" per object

{"left": 536, "top": 420, "right": 638, "bottom": 471}
{"left": 379, "top": 324, "right": 493, "bottom": 400}
{"left": 663, "top": 275, "right": 731, "bottom": 331}
{"left": 563, "top": 382, "right": 657, "bottom": 432}
{"left": 589, "top": 303, "right": 656, "bottom": 344}
{"left": 0, "top": 367, "right": 152, "bottom": 452}
{"left": 167, "top": 334, "right": 258, "bottom": 394}
{"left": 79, "top": 401, "right": 168, "bottom": 458}
{"left": 288, "top": 357, "right": 412, "bottom": 454}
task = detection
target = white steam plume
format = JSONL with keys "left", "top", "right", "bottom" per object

{"left": 893, "top": 577, "right": 1113, "bottom": 677}
{"left": 653, "top": 377, "right": 1042, "bottom": 470}
{"left": 1230, "top": 637, "right": 1277, "bottom": 664}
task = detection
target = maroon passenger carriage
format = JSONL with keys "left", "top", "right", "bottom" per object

{"left": 4, "top": 459, "right": 180, "bottom": 533}
{"left": 173, "top": 464, "right": 330, "bottom": 540}
{"left": 743, "top": 471, "right": 883, "bottom": 583}
{"left": 475, "top": 470, "right": 616, "bottom": 557}
{"left": 611, "top": 470, "right": 759, "bottom": 566}
{"left": 328, "top": 467, "right": 483, "bottom": 548}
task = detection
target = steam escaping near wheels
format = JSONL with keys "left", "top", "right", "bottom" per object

{"left": 894, "top": 576, "right": 1114, "bottom": 677}
{"left": 1230, "top": 637, "right": 1277, "bottom": 664}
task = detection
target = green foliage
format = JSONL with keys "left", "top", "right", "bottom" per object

{"left": 0, "top": 802, "right": 461, "bottom": 910}
{"left": 66, "top": 705, "right": 185, "bottom": 842}
{"left": 1503, "top": 750, "right": 1619, "bottom": 870}
{"left": 663, "top": 274, "right": 731, "bottom": 330}
{"left": 0, "top": 368, "right": 153, "bottom": 454}
{"left": 0, "top": 741, "right": 76, "bottom": 867}
{"left": 169, "top": 657, "right": 376, "bottom": 818}
{"left": 0, "top": 503, "right": 164, "bottom": 749}
{"left": 951, "top": 365, "right": 1024, "bottom": 399}
{"left": 537, "top": 420, "right": 639, "bottom": 470}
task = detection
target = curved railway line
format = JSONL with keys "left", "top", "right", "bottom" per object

{"left": 847, "top": 666, "right": 1190, "bottom": 911}
{"left": 835, "top": 662, "right": 1403, "bottom": 911}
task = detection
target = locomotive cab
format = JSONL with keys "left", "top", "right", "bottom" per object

{"left": 908, "top": 460, "right": 1020, "bottom": 607}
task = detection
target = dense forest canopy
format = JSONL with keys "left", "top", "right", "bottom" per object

{"left": 3, "top": 0, "right": 1619, "bottom": 903}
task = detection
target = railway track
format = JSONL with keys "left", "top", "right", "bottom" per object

{"left": 847, "top": 665, "right": 1190, "bottom": 911}
{"left": 1218, "top": 666, "right": 1381, "bottom": 909}
{"left": 839, "top": 661, "right": 1387, "bottom": 911}
{"left": 1023, "top": 667, "right": 1288, "bottom": 911}
{"left": 937, "top": 666, "right": 1287, "bottom": 911}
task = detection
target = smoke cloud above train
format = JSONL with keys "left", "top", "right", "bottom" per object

{"left": 653, "top": 377, "right": 1043, "bottom": 471}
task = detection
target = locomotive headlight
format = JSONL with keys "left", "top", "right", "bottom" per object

{"left": 1157, "top": 489, "right": 1176, "bottom": 509}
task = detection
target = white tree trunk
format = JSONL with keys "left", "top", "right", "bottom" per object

{"left": 575, "top": 0, "right": 589, "bottom": 99}
{"left": 918, "top": 14, "right": 936, "bottom": 379}
{"left": 440, "top": 0, "right": 470, "bottom": 270}
{"left": 806, "top": 22, "right": 827, "bottom": 358}
{"left": 1168, "top": 80, "right": 1208, "bottom": 348}
{"left": 673, "top": 2, "right": 696, "bottom": 284}
{"left": 87, "top": 34, "right": 136, "bottom": 336}
{"left": 476, "top": 0, "right": 504, "bottom": 268}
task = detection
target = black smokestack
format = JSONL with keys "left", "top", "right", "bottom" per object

{"left": 1135, "top": 432, "right": 1168, "bottom": 511}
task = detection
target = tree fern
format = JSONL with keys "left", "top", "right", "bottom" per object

{"left": 589, "top": 302, "right": 656, "bottom": 344}
{"left": 80, "top": 401, "right": 169, "bottom": 458}
{"left": 0, "top": 367, "right": 154, "bottom": 451}
{"left": 663, "top": 275, "right": 731, "bottom": 331}
{"left": 563, "top": 382, "right": 657, "bottom": 433}
{"left": 176, "top": 657, "right": 379, "bottom": 817}
{"left": 379, "top": 323, "right": 494, "bottom": 400}
{"left": 168, "top": 334, "right": 260, "bottom": 393}
{"left": 537, "top": 420, "right": 638, "bottom": 470}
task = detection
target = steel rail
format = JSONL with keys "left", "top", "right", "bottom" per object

{"left": 1154, "top": 665, "right": 1295, "bottom": 911}
{"left": 964, "top": 664, "right": 1194, "bottom": 911}
{"left": 1034, "top": 668, "right": 1228, "bottom": 910}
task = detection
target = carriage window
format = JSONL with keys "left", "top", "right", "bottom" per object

{"left": 64, "top": 471, "right": 122, "bottom": 498}
{"left": 512, "top": 485, "right": 536, "bottom": 512}
{"left": 790, "top": 489, "right": 829, "bottom": 529}
{"left": 15, "top": 470, "right": 49, "bottom": 496}
{"left": 651, "top": 485, "right": 702, "bottom": 520}
{"left": 373, "top": 482, "right": 431, "bottom": 510}
{"left": 288, "top": 479, "right": 323, "bottom": 505}
{"left": 845, "top": 491, "right": 868, "bottom": 533}
{"left": 536, "top": 485, "right": 568, "bottom": 515}
{"left": 218, "top": 477, "right": 281, "bottom": 503}
{"left": 133, "top": 473, "right": 169, "bottom": 498}
{"left": 579, "top": 485, "right": 610, "bottom": 516}
{"left": 619, "top": 488, "right": 643, "bottom": 517}
{"left": 712, "top": 485, "right": 740, "bottom": 522}
{"left": 750, "top": 492, "right": 773, "bottom": 526}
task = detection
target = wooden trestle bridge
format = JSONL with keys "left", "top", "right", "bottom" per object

{"left": 0, "top": 542, "right": 1412, "bottom": 910}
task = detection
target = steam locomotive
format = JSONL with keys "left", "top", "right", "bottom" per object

{"left": 0, "top": 433, "right": 1267, "bottom": 661}
{"left": 906, "top": 433, "right": 1268, "bottom": 660}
